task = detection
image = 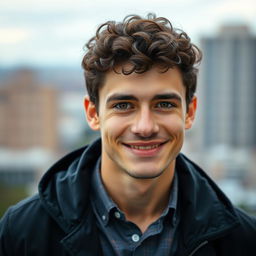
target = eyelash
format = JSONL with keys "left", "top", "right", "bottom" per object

{"left": 112, "top": 101, "right": 176, "bottom": 111}
{"left": 155, "top": 102, "right": 175, "bottom": 109}
{"left": 113, "top": 102, "right": 133, "bottom": 110}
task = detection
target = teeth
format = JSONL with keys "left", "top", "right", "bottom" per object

{"left": 130, "top": 144, "right": 159, "bottom": 150}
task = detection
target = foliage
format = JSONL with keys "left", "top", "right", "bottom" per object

{"left": 0, "top": 184, "right": 29, "bottom": 218}
{"left": 238, "top": 203, "right": 256, "bottom": 216}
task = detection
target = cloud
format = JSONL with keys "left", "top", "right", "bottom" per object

{"left": 0, "top": 27, "right": 32, "bottom": 44}
{"left": 214, "top": 0, "right": 256, "bottom": 16}
{"left": 0, "top": 0, "right": 255, "bottom": 66}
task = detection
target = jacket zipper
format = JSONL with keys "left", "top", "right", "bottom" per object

{"left": 187, "top": 241, "right": 208, "bottom": 256}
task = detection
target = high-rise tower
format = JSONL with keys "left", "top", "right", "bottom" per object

{"left": 200, "top": 25, "right": 256, "bottom": 149}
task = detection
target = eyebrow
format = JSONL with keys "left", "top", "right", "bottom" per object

{"left": 152, "top": 93, "right": 182, "bottom": 102}
{"left": 106, "top": 94, "right": 137, "bottom": 104}
{"left": 106, "top": 93, "right": 182, "bottom": 104}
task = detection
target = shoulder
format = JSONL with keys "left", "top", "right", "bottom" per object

{"left": 211, "top": 207, "right": 256, "bottom": 255}
{"left": 0, "top": 194, "right": 64, "bottom": 255}
{"left": 0, "top": 195, "right": 38, "bottom": 254}
{"left": 234, "top": 207, "right": 256, "bottom": 234}
{"left": 0, "top": 195, "right": 48, "bottom": 239}
{"left": 6, "top": 194, "right": 40, "bottom": 214}
{"left": 1, "top": 194, "right": 44, "bottom": 226}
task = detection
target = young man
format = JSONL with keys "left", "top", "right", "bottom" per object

{"left": 0, "top": 14, "right": 256, "bottom": 255}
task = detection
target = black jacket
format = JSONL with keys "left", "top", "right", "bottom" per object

{"left": 1, "top": 138, "right": 256, "bottom": 255}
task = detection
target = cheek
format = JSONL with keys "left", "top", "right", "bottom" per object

{"left": 101, "top": 116, "right": 130, "bottom": 140}
{"left": 162, "top": 115, "right": 185, "bottom": 134}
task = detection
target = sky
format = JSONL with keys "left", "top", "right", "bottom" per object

{"left": 0, "top": 0, "right": 255, "bottom": 67}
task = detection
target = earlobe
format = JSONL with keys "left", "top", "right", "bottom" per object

{"left": 84, "top": 96, "right": 100, "bottom": 131}
{"left": 185, "top": 96, "right": 197, "bottom": 130}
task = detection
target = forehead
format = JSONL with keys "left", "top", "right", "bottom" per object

{"left": 99, "top": 66, "right": 186, "bottom": 101}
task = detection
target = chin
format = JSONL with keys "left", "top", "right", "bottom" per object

{"left": 124, "top": 167, "right": 166, "bottom": 179}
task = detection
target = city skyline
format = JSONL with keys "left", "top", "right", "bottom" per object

{"left": 0, "top": 19, "right": 256, "bottom": 212}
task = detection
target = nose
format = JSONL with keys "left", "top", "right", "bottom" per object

{"left": 131, "top": 106, "right": 159, "bottom": 137}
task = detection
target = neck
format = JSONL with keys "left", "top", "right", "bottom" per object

{"left": 101, "top": 161, "right": 175, "bottom": 232}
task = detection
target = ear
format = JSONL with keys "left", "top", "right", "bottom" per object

{"left": 185, "top": 96, "right": 197, "bottom": 130}
{"left": 84, "top": 96, "right": 100, "bottom": 131}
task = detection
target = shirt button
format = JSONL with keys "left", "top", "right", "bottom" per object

{"left": 131, "top": 234, "right": 140, "bottom": 242}
{"left": 114, "top": 211, "right": 121, "bottom": 219}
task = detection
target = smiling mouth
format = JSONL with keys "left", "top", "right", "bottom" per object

{"left": 123, "top": 141, "right": 168, "bottom": 150}
{"left": 129, "top": 144, "right": 160, "bottom": 150}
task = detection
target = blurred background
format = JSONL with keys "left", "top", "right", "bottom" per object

{"left": 1, "top": 0, "right": 256, "bottom": 217}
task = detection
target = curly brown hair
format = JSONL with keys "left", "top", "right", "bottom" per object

{"left": 82, "top": 14, "right": 202, "bottom": 110}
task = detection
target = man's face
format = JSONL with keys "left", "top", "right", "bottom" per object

{"left": 85, "top": 66, "right": 196, "bottom": 179}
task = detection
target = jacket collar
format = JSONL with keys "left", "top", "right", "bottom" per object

{"left": 39, "top": 139, "right": 239, "bottom": 254}
{"left": 175, "top": 154, "right": 239, "bottom": 252}
{"left": 39, "top": 138, "right": 102, "bottom": 233}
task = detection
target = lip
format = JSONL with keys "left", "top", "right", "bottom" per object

{"left": 122, "top": 140, "right": 168, "bottom": 157}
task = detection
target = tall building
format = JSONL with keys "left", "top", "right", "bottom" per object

{"left": 0, "top": 69, "right": 58, "bottom": 151}
{"left": 200, "top": 25, "right": 256, "bottom": 149}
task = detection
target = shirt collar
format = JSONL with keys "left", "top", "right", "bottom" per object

{"left": 91, "top": 157, "right": 117, "bottom": 225}
{"left": 160, "top": 170, "right": 178, "bottom": 226}
{"left": 91, "top": 157, "right": 178, "bottom": 226}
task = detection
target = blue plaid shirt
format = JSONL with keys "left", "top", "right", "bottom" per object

{"left": 90, "top": 158, "right": 178, "bottom": 256}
